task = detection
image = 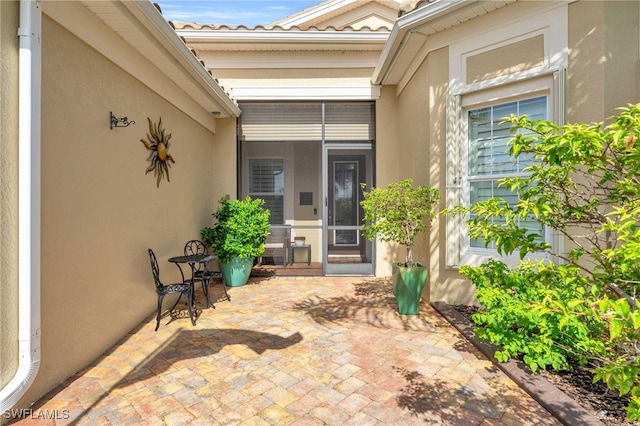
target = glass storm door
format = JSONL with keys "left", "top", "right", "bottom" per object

{"left": 324, "top": 148, "right": 374, "bottom": 275}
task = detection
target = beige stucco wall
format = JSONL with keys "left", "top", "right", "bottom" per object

{"left": 466, "top": 35, "right": 545, "bottom": 84}
{"left": 567, "top": 0, "right": 640, "bottom": 123}
{"left": 0, "top": 0, "right": 20, "bottom": 393}
{"left": 14, "top": 15, "right": 234, "bottom": 408}
{"left": 424, "top": 47, "right": 477, "bottom": 305}
{"left": 393, "top": 52, "right": 433, "bottom": 274}
{"left": 388, "top": 46, "right": 476, "bottom": 305}
{"left": 372, "top": 86, "right": 399, "bottom": 274}
{"left": 210, "top": 116, "right": 238, "bottom": 203}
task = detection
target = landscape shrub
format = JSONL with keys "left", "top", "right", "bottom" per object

{"left": 452, "top": 104, "right": 640, "bottom": 420}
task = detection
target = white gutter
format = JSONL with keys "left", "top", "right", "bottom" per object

{"left": 0, "top": 0, "right": 42, "bottom": 412}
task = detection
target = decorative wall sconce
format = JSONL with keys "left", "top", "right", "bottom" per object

{"left": 110, "top": 111, "right": 135, "bottom": 129}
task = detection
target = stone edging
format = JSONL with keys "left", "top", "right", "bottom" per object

{"left": 431, "top": 301, "right": 605, "bottom": 426}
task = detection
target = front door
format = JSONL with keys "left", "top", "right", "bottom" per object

{"left": 324, "top": 147, "right": 374, "bottom": 275}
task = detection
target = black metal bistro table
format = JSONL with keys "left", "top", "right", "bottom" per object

{"left": 168, "top": 253, "right": 216, "bottom": 308}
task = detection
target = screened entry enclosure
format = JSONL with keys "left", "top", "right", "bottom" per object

{"left": 239, "top": 102, "right": 375, "bottom": 275}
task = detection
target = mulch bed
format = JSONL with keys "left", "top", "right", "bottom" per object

{"left": 449, "top": 304, "right": 633, "bottom": 426}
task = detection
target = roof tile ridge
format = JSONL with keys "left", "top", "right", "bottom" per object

{"left": 170, "top": 21, "right": 214, "bottom": 30}
{"left": 314, "top": 25, "right": 391, "bottom": 32}
{"left": 170, "top": 22, "right": 390, "bottom": 33}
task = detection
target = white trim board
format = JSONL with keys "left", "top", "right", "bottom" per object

{"left": 232, "top": 86, "right": 381, "bottom": 101}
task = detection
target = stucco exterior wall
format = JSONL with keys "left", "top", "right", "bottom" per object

{"left": 210, "top": 117, "right": 238, "bottom": 203}
{"left": 424, "top": 47, "right": 477, "bottom": 305}
{"left": 465, "top": 35, "right": 545, "bottom": 85}
{"left": 15, "top": 16, "right": 230, "bottom": 407}
{"left": 567, "top": 0, "right": 640, "bottom": 123}
{"left": 394, "top": 53, "right": 432, "bottom": 273}
{"left": 391, "top": 46, "right": 476, "bottom": 305}
{"left": 0, "top": 0, "right": 20, "bottom": 393}
{"left": 372, "top": 86, "right": 399, "bottom": 275}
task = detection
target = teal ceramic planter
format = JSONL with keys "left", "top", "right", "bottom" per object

{"left": 393, "top": 262, "right": 427, "bottom": 315}
{"left": 219, "top": 257, "right": 254, "bottom": 287}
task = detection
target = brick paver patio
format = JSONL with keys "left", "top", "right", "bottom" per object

{"left": 11, "top": 276, "right": 560, "bottom": 425}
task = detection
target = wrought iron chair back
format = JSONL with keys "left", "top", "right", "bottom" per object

{"left": 184, "top": 240, "right": 230, "bottom": 303}
{"left": 149, "top": 248, "right": 164, "bottom": 292}
{"left": 184, "top": 239, "right": 208, "bottom": 274}
{"left": 148, "top": 249, "right": 196, "bottom": 331}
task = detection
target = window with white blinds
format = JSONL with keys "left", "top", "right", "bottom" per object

{"left": 467, "top": 96, "right": 546, "bottom": 249}
{"left": 249, "top": 159, "right": 284, "bottom": 225}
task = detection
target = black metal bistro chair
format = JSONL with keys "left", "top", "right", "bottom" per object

{"left": 184, "top": 240, "right": 230, "bottom": 303}
{"left": 148, "top": 249, "right": 196, "bottom": 331}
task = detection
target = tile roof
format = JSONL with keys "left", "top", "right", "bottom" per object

{"left": 170, "top": 21, "right": 392, "bottom": 33}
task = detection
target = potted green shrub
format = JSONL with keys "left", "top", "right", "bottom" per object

{"left": 201, "top": 196, "right": 270, "bottom": 287}
{"left": 360, "top": 179, "right": 440, "bottom": 314}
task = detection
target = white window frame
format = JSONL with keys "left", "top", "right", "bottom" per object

{"left": 443, "top": 1, "right": 568, "bottom": 269}
{"left": 248, "top": 158, "right": 285, "bottom": 225}
{"left": 446, "top": 72, "right": 566, "bottom": 269}
{"left": 461, "top": 87, "right": 551, "bottom": 267}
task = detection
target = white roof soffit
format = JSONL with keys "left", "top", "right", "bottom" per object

{"left": 84, "top": 1, "right": 240, "bottom": 118}
{"left": 176, "top": 27, "right": 391, "bottom": 52}
{"left": 372, "top": 0, "right": 517, "bottom": 85}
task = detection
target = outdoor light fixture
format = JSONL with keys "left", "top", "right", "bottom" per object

{"left": 110, "top": 111, "right": 135, "bottom": 129}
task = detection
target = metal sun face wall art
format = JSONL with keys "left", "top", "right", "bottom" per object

{"left": 140, "top": 117, "right": 175, "bottom": 187}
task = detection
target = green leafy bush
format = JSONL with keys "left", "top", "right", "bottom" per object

{"left": 461, "top": 260, "right": 607, "bottom": 371}
{"left": 201, "top": 197, "right": 270, "bottom": 263}
{"left": 360, "top": 179, "right": 440, "bottom": 267}
{"left": 453, "top": 104, "right": 640, "bottom": 420}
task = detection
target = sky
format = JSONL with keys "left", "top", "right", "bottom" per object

{"left": 155, "top": 0, "right": 323, "bottom": 27}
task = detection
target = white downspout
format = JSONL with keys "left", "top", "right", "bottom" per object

{"left": 0, "top": 0, "right": 41, "bottom": 411}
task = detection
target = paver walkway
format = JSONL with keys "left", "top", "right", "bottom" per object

{"left": 13, "top": 276, "right": 560, "bottom": 425}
